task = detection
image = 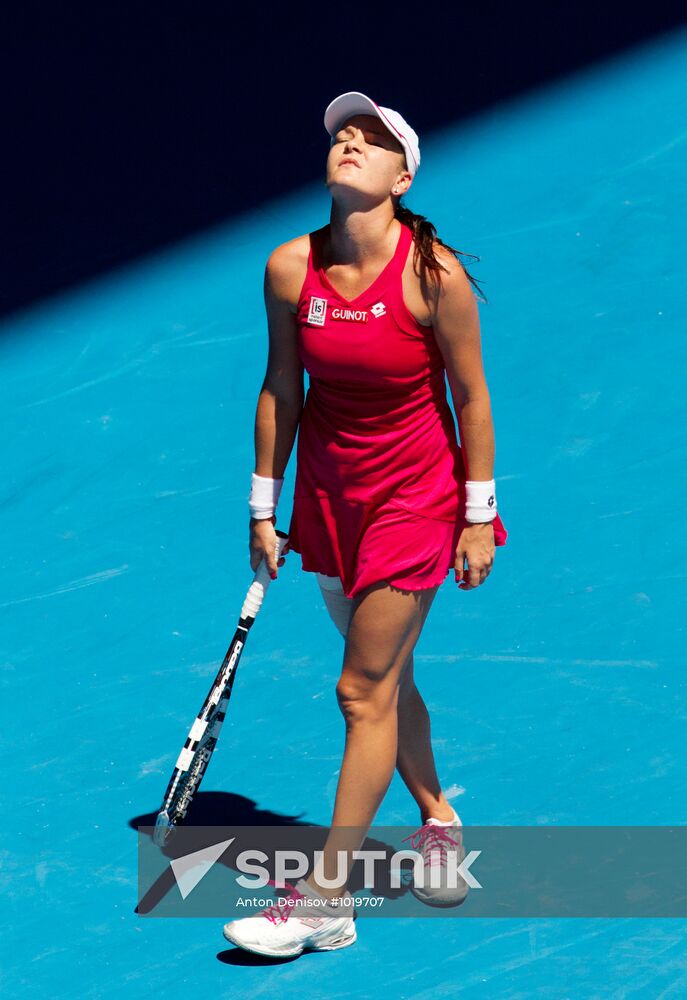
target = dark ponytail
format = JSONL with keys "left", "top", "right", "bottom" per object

{"left": 394, "top": 200, "right": 487, "bottom": 304}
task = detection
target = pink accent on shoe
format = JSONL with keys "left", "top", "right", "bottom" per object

{"left": 401, "top": 823, "right": 460, "bottom": 866}
{"left": 260, "top": 878, "right": 307, "bottom": 925}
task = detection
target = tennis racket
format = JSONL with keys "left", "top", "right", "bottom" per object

{"left": 153, "top": 529, "right": 289, "bottom": 847}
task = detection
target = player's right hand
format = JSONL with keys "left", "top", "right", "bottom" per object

{"left": 249, "top": 515, "right": 289, "bottom": 579}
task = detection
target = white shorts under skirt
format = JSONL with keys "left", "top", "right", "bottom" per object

{"left": 316, "top": 572, "right": 354, "bottom": 639}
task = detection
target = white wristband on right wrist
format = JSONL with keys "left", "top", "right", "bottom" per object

{"left": 465, "top": 479, "right": 497, "bottom": 523}
{"left": 248, "top": 472, "right": 284, "bottom": 520}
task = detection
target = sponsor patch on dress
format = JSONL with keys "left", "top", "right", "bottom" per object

{"left": 331, "top": 306, "right": 368, "bottom": 323}
{"left": 307, "top": 296, "right": 328, "bottom": 326}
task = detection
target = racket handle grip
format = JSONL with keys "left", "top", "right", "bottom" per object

{"left": 241, "top": 530, "right": 289, "bottom": 620}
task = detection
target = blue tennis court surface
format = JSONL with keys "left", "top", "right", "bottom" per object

{"left": 3, "top": 27, "right": 686, "bottom": 998}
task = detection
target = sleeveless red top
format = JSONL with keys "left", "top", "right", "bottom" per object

{"left": 287, "top": 221, "right": 508, "bottom": 597}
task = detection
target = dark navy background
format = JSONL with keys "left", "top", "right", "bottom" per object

{"left": 4, "top": 1, "right": 686, "bottom": 318}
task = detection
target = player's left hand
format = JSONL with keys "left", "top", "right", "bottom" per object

{"left": 454, "top": 522, "right": 495, "bottom": 590}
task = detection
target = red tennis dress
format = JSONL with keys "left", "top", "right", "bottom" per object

{"left": 287, "top": 220, "right": 508, "bottom": 599}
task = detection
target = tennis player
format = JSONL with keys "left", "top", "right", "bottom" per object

{"left": 223, "top": 91, "right": 508, "bottom": 957}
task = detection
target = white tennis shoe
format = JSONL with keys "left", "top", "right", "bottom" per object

{"left": 402, "top": 806, "right": 469, "bottom": 907}
{"left": 222, "top": 878, "right": 357, "bottom": 957}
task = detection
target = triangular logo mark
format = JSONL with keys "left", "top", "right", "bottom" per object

{"left": 169, "top": 837, "right": 235, "bottom": 900}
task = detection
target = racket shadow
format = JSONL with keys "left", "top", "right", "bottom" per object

{"left": 129, "top": 791, "right": 408, "bottom": 915}
{"left": 130, "top": 792, "right": 307, "bottom": 914}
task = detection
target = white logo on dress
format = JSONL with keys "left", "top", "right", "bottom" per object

{"left": 331, "top": 307, "right": 368, "bottom": 323}
{"left": 370, "top": 302, "right": 386, "bottom": 318}
{"left": 307, "top": 296, "right": 328, "bottom": 326}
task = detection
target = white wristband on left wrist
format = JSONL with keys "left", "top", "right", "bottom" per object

{"left": 465, "top": 479, "right": 497, "bottom": 523}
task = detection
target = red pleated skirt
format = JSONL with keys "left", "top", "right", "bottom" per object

{"left": 287, "top": 493, "right": 508, "bottom": 600}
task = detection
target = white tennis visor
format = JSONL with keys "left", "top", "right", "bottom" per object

{"left": 323, "top": 91, "right": 421, "bottom": 178}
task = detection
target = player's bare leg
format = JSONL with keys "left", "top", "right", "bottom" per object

{"left": 396, "top": 651, "right": 456, "bottom": 822}
{"left": 302, "top": 580, "right": 439, "bottom": 901}
{"left": 316, "top": 575, "right": 455, "bottom": 823}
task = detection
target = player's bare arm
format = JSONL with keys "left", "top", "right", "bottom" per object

{"left": 249, "top": 240, "right": 307, "bottom": 574}
{"left": 429, "top": 243, "right": 498, "bottom": 588}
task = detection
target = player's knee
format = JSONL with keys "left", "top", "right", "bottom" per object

{"left": 335, "top": 660, "right": 400, "bottom": 722}
{"left": 335, "top": 681, "right": 392, "bottom": 723}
